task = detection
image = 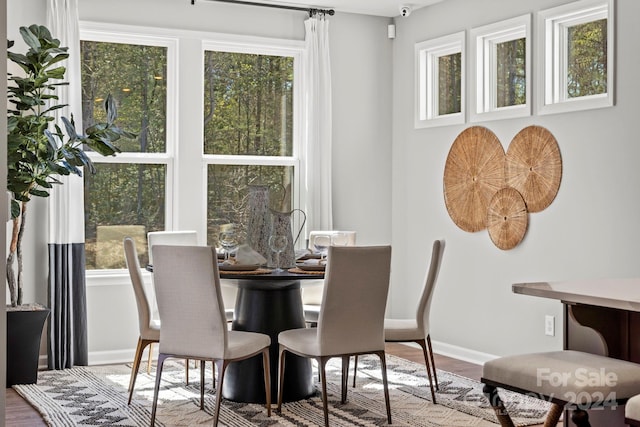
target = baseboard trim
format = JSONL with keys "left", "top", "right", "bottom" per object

{"left": 58, "top": 342, "right": 497, "bottom": 368}
{"left": 88, "top": 349, "right": 147, "bottom": 366}
{"left": 402, "top": 340, "right": 498, "bottom": 366}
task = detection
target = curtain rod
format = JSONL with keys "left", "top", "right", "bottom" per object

{"left": 191, "top": 0, "right": 335, "bottom": 16}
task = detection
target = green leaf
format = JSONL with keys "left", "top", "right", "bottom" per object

{"left": 61, "top": 116, "right": 78, "bottom": 141}
{"left": 35, "top": 178, "right": 53, "bottom": 189}
{"left": 19, "top": 26, "right": 41, "bottom": 51}
{"left": 10, "top": 200, "right": 20, "bottom": 219}
{"left": 29, "top": 189, "right": 50, "bottom": 198}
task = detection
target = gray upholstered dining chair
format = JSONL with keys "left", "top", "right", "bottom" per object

{"left": 123, "top": 237, "right": 163, "bottom": 405}
{"left": 277, "top": 245, "right": 392, "bottom": 427}
{"left": 150, "top": 244, "right": 271, "bottom": 426}
{"left": 302, "top": 230, "right": 357, "bottom": 325}
{"left": 148, "top": 230, "right": 235, "bottom": 323}
{"left": 353, "top": 239, "right": 445, "bottom": 404}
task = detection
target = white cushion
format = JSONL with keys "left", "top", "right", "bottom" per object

{"left": 483, "top": 350, "right": 640, "bottom": 405}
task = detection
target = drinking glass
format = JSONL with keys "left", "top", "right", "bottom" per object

{"left": 331, "top": 232, "right": 349, "bottom": 247}
{"left": 313, "top": 234, "right": 331, "bottom": 261}
{"left": 219, "top": 230, "right": 239, "bottom": 260}
{"left": 269, "top": 234, "right": 288, "bottom": 272}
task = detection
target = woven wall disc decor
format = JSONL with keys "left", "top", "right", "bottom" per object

{"left": 444, "top": 126, "right": 506, "bottom": 232}
{"left": 505, "top": 125, "right": 562, "bottom": 213}
{"left": 487, "top": 187, "right": 528, "bottom": 250}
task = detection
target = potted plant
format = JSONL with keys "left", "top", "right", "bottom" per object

{"left": 6, "top": 24, "right": 134, "bottom": 386}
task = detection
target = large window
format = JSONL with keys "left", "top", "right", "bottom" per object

{"left": 81, "top": 27, "right": 176, "bottom": 270}
{"left": 203, "top": 41, "right": 302, "bottom": 247}
{"left": 80, "top": 26, "right": 303, "bottom": 271}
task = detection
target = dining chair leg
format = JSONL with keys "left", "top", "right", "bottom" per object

{"left": 185, "top": 359, "right": 190, "bottom": 385}
{"left": 213, "top": 360, "right": 228, "bottom": 427}
{"left": 200, "top": 360, "right": 206, "bottom": 410}
{"left": 147, "top": 342, "right": 154, "bottom": 374}
{"left": 150, "top": 353, "right": 168, "bottom": 426}
{"left": 482, "top": 384, "right": 516, "bottom": 427}
{"left": 277, "top": 346, "right": 287, "bottom": 413}
{"left": 212, "top": 361, "right": 216, "bottom": 390}
{"left": 427, "top": 334, "right": 439, "bottom": 389}
{"left": 319, "top": 357, "right": 331, "bottom": 427}
{"left": 352, "top": 355, "right": 358, "bottom": 388}
{"left": 416, "top": 338, "right": 437, "bottom": 403}
{"left": 377, "top": 351, "right": 392, "bottom": 425}
{"left": 128, "top": 337, "right": 154, "bottom": 405}
{"left": 341, "top": 356, "right": 350, "bottom": 403}
{"left": 262, "top": 349, "right": 272, "bottom": 417}
{"left": 544, "top": 402, "right": 564, "bottom": 427}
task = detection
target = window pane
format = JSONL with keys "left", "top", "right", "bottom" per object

{"left": 85, "top": 164, "right": 166, "bottom": 269}
{"left": 567, "top": 19, "right": 607, "bottom": 98}
{"left": 496, "top": 38, "right": 526, "bottom": 108}
{"left": 80, "top": 41, "right": 167, "bottom": 153}
{"left": 207, "top": 165, "right": 293, "bottom": 246}
{"left": 203, "top": 51, "right": 294, "bottom": 156}
{"left": 438, "top": 53, "right": 462, "bottom": 115}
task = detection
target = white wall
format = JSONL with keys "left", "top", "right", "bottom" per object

{"left": 7, "top": 0, "right": 393, "bottom": 364}
{"left": 391, "top": 0, "right": 640, "bottom": 360}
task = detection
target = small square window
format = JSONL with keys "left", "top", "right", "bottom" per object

{"left": 415, "top": 31, "right": 465, "bottom": 128}
{"left": 470, "top": 15, "right": 531, "bottom": 122}
{"left": 537, "top": 0, "right": 614, "bottom": 115}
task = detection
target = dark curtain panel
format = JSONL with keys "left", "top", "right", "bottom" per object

{"left": 47, "top": 243, "right": 88, "bottom": 369}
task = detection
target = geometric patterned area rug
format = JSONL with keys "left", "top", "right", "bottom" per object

{"left": 14, "top": 354, "right": 550, "bottom": 426}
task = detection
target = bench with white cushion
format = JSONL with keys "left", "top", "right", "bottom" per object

{"left": 481, "top": 350, "right": 640, "bottom": 427}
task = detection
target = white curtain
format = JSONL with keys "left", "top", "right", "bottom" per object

{"left": 304, "top": 14, "right": 333, "bottom": 232}
{"left": 46, "top": 0, "right": 88, "bottom": 369}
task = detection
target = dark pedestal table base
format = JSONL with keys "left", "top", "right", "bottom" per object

{"left": 221, "top": 278, "right": 314, "bottom": 403}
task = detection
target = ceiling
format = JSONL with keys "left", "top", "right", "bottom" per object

{"left": 242, "top": 0, "right": 444, "bottom": 18}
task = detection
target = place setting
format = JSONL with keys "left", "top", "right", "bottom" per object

{"left": 217, "top": 228, "right": 271, "bottom": 274}
{"left": 288, "top": 232, "right": 349, "bottom": 274}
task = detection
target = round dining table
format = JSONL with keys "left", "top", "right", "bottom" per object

{"left": 220, "top": 268, "right": 324, "bottom": 404}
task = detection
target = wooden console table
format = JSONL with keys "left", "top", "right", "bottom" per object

{"left": 513, "top": 278, "right": 640, "bottom": 426}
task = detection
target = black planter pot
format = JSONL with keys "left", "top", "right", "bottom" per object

{"left": 7, "top": 307, "right": 50, "bottom": 387}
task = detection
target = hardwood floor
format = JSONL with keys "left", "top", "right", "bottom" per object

{"left": 5, "top": 343, "right": 543, "bottom": 426}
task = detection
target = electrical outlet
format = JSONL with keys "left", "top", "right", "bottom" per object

{"left": 545, "top": 315, "right": 555, "bottom": 336}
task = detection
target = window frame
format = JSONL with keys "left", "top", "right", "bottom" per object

{"left": 537, "top": 0, "right": 614, "bottom": 115}
{"left": 470, "top": 14, "right": 531, "bottom": 122}
{"left": 201, "top": 38, "right": 305, "bottom": 245}
{"left": 414, "top": 31, "right": 466, "bottom": 128}
{"left": 80, "top": 23, "right": 178, "bottom": 275}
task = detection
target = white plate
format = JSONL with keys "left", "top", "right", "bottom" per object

{"left": 296, "top": 263, "right": 325, "bottom": 271}
{"left": 218, "top": 263, "right": 261, "bottom": 271}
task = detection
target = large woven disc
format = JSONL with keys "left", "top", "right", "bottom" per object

{"left": 487, "top": 187, "right": 528, "bottom": 250}
{"left": 444, "top": 126, "right": 506, "bottom": 232}
{"left": 506, "top": 125, "right": 562, "bottom": 213}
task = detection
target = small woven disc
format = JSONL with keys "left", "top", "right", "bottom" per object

{"left": 487, "top": 187, "right": 528, "bottom": 250}
{"left": 505, "top": 125, "right": 562, "bottom": 213}
{"left": 444, "top": 126, "right": 506, "bottom": 232}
